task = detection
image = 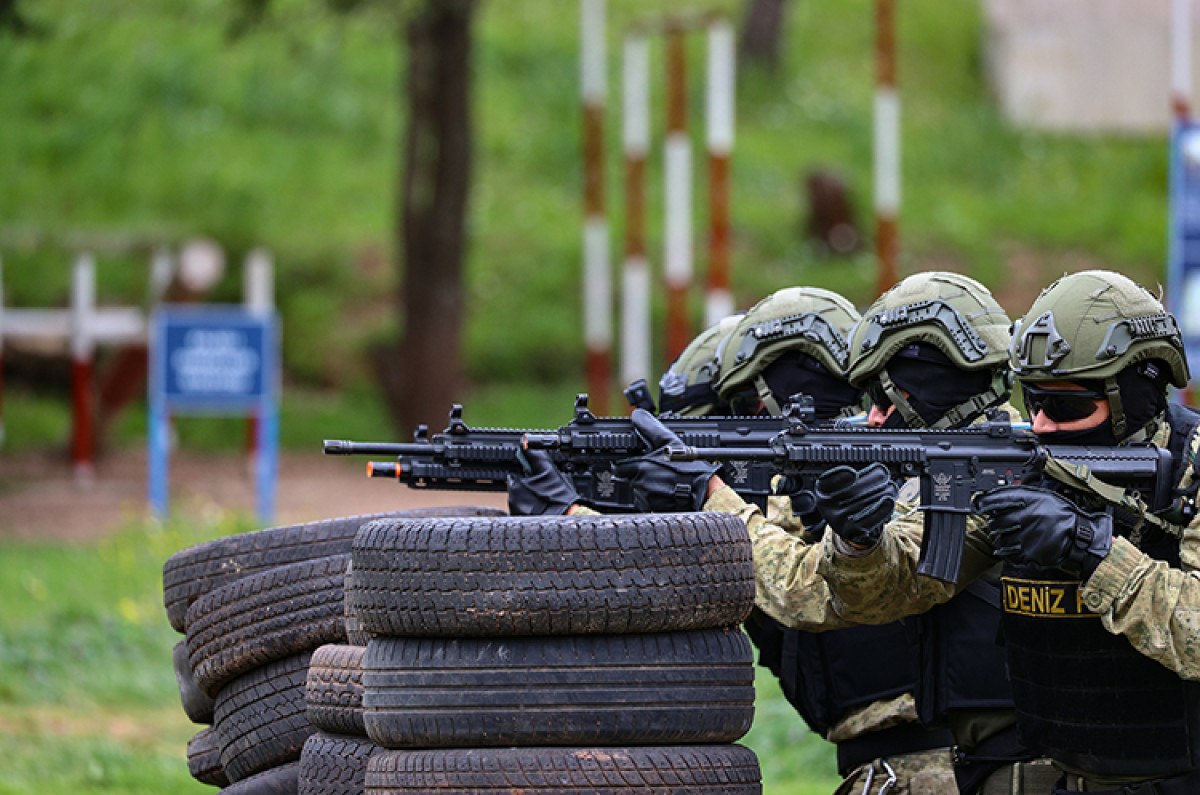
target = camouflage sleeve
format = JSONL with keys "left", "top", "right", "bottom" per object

{"left": 765, "top": 493, "right": 807, "bottom": 535}
{"left": 1080, "top": 522, "right": 1200, "bottom": 680}
{"left": 704, "top": 484, "right": 851, "bottom": 631}
{"left": 817, "top": 506, "right": 997, "bottom": 624}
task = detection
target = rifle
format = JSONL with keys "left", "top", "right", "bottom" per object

{"left": 324, "top": 394, "right": 792, "bottom": 512}
{"left": 665, "top": 405, "right": 1188, "bottom": 583}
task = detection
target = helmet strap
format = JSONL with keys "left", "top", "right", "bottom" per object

{"left": 933, "top": 369, "right": 1011, "bottom": 430}
{"left": 754, "top": 374, "right": 783, "bottom": 417}
{"left": 879, "top": 367, "right": 928, "bottom": 429}
{"left": 1104, "top": 376, "right": 1127, "bottom": 439}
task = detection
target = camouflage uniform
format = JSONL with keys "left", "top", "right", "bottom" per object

{"left": 711, "top": 279, "right": 1024, "bottom": 794}
{"left": 820, "top": 271, "right": 1200, "bottom": 791}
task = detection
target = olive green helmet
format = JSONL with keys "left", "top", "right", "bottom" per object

{"left": 1010, "top": 269, "right": 1188, "bottom": 437}
{"left": 848, "top": 271, "right": 1012, "bottom": 429}
{"left": 658, "top": 313, "right": 743, "bottom": 416}
{"left": 715, "top": 287, "right": 860, "bottom": 416}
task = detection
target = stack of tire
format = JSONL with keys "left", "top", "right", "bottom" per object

{"left": 305, "top": 511, "right": 765, "bottom": 795}
{"left": 162, "top": 508, "right": 504, "bottom": 793}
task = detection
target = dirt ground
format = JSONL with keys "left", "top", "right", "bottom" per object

{"left": 0, "top": 447, "right": 508, "bottom": 542}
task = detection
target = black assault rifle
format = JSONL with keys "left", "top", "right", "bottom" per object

{"left": 664, "top": 408, "right": 1191, "bottom": 583}
{"left": 323, "top": 394, "right": 793, "bottom": 513}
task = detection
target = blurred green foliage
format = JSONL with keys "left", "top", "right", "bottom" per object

{"left": 0, "top": 0, "right": 1170, "bottom": 404}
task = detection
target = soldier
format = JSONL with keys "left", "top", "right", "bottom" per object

{"left": 705, "top": 273, "right": 1037, "bottom": 794}
{"left": 513, "top": 280, "right": 1032, "bottom": 793}
{"left": 656, "top": 313, "right": 743, "bottom": 416}
{"left": 815, "top": 270, "right": 1200, "bottom": 793}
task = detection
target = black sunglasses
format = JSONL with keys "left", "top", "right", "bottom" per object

{"left": 1021, "top": 384, "right": 1106, "bottom": 423}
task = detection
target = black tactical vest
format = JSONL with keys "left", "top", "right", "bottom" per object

{"left": 747, "top": 585, "right": 1014, "bottom": 736}
{"left": 999, "top": 403, "right": 1200, "bottom": 779}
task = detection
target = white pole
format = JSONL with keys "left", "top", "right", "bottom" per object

{"left": 705, "top": 18, "right": 736, "bottom": 327}
{"left": 621, "top": 34, "right": 652, "bottom": 390}
{"left": 150, "top": 246, "right": 173, "bottom": 303}
{"left": 244, "top": 248, "right": 275, "bottom": 316}
{"left": 581, "top": 0, "right": 612, "bottom": 413}
{"left": 71, "top": 252, "right": 96, "bottom": 486}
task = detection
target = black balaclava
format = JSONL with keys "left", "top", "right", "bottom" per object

{"left": 1034, "top": 361, "right": 1168, "bottom": 447}
{"left": 878, "top": 343, "right": 996, "bottom": 429}
{"left": 761, "top": 351, "right": 863, "bottom": 420}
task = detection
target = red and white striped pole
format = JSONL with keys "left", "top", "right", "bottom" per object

{"left": 873, "top": 0, "right": 900, "bottom": 296}
{"left": 70, "top": 252, "right": 96, "bottom": 486}
{"left": 621, "top": 33, "right": 652, "bottom": 394}
{"left": 581, "top": 0, "right": 612, "bottom": 415}
{"left": 0, "top": 254, "right": 5, "bottom": 448}
{"left": 705, "top": 17, "right": 735, "bottom": 327}
{"left": 1173, "top": 0, "right": 1192, "bottom": 123}
{"left": 664, "top": 23, "right": 693, "bottom": 364}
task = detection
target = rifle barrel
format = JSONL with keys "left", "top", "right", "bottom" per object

{"left": 323, "top": 440, "right": 432, "bottom": 456}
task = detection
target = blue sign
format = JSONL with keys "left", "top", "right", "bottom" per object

{"left": 149, "top": 307, "right": 279, "bottom": 522}
{"left": 161, "top": 313, "right": 268, "bottom": 410}
{"left": 1167, "top": 121, "right": 1200, "bottom": 381}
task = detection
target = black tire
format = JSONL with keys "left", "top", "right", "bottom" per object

{"left": 188, "top": 555, "right": 349, "bottom": 696}
{"left": 163, "top": 508, "right": 504, "bottom": 632}
{"left": 364, "top": 746, "right": 762, "bottom": 794}
{"left": 175, "top": 640, "right": 216, "bottom": 724}
{"left": 213, "top": 653, "right": 315, "bottom": 783}
{"left": 187, "top": 727, "right": 229, "bottom": 787}
{"left": 307, "top": 645, "right": 366, "bottom": 737}
{"left": 343, "top": 560, "right": 370, "bottom": 647}
{"left": 350, "top": 513, "right": 754, "bottom": 637}
{"left": 363, "top": 629, "right": 754, "bottom": 749}
{"left": 298, "top": 732, "right": 378, "bottom": 795}
{"left": 221, "top": 762, "right": 300, "bottom": 794}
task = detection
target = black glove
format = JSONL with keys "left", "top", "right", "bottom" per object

{"left": 507, "top": 448, "right": 580, "bottom": 516}
{"left": 814, "top": 463, "right": 897, "bottom": 547}
{"left": 613, "top": 409, "right": 720, "bottom": 513}
{"left": 775, "top": 475, "right": 826, "bottom": 536}
{"left": 974, "top": 486, "right": 1112, "bottom": 578}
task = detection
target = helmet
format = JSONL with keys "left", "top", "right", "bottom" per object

{"left": 848, "top": 272, "right": 1013, "bottom": 429}
{"left": 658, "top": 314, "right": 743, "bottom": 416}
{"left": 715, "top": 287, "right": 860, "bottom": 416}
{"left": 1010, "top": 269, "right": 1188, "bottom": 438}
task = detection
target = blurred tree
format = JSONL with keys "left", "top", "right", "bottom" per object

{"left": 382, "top": 0, "right": 475, "bottom": 436}
{"left": 0, "top": 0, "right": 40, "bottom": 36}
{"left": 739, "top": 0, "right": 789, "bottom": 72}
{"left": 233, "top": 0, "right": 476, "bottom": 435}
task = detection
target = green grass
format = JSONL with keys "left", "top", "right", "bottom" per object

{"left": 0, "top": 514, "right": 839, "bottom": 793}
{"left": 0, "top": 0, "right": 1174, "bottom": 409}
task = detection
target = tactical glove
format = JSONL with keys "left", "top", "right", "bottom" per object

{"left": 774, "top": 475, "right": 826, "bottom": 536}
{"left": 613, "top": 409, "right": 720, "bottom": 513}
{"left": 975, "top": 486, "right": 1113, "bottom": 578}
{"left": 814, "top": 463, "right": 897, "bottom": 548}
{"left": 507, "top": 448, "right": 580, "bottom": 516}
